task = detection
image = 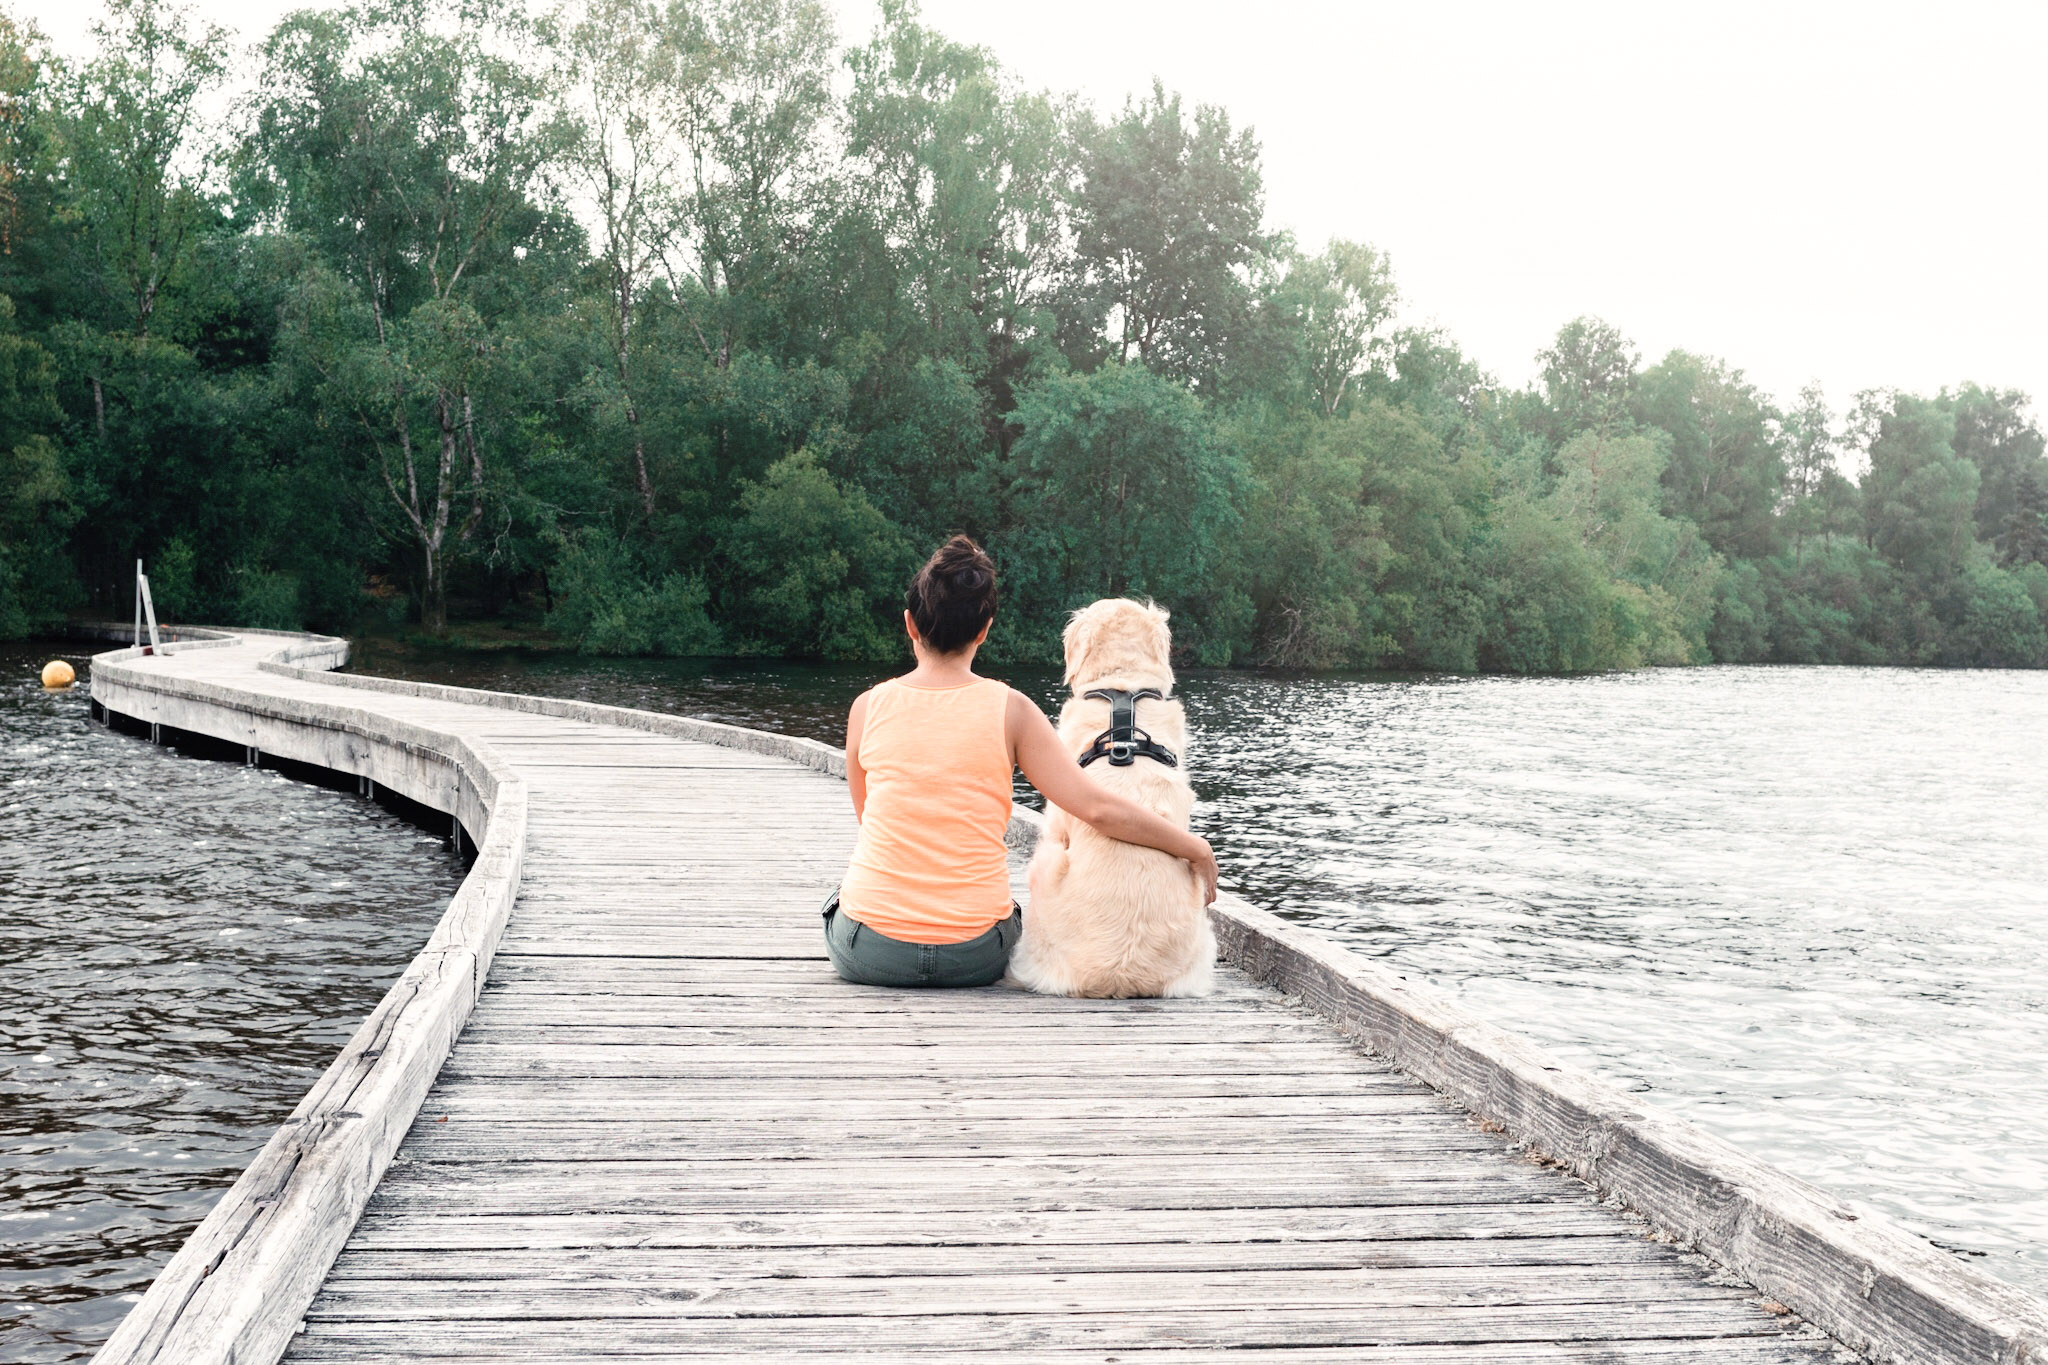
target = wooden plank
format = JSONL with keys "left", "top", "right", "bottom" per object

{"left": 324, "top": 1235, "right": 1679, "bottom": 1280}
{"left": 469, "top": 976, "right": 1280, "bottom": 1004}
{"left": 486, "top": 946, "right": 832, "bottom": 961}
{"left": 301, "top": 1265, "right": 1755, "bottom": 1320}
{"left": 334, "top": 1203, "right": 1641, "bottom": 1252}
{"left": 447, "top": 1019, "right": 1348, "bottom": 1044}
{"left": 283, "top": 1301, "right": 1817, "bottom": 1351}
{"left": 360, "top": 1175, "right": 1575, "bottom": 1219}
{"left": 460, "top": 995, "right": 1347, "bottom": 1022}
{"left": 459, "top": 997, "right": 1300, "bottom": 1020}
{"left": 367, "top": 1166, "right": 1550, "bottom": 1200}
{"left": 432, "top": 1042, "right": 1398, "bottom": 1078}
{"left": 422, "top": 1071, "right": 1426, "bottom": 1100}
{"left": 288, "top": 1343, "right": 1834, "bottom": 1365}
{"left": 391, "top": 1120, "right": 1508, "bottom": 1161}
{"left": 372, "top": 1153, "right": 1562, "bottom": 1184}
{"left": 417, "top": 1093, "right": 1450, "bottom": 1122}
{"left": 474, "top": 959, "right": 1271, "bottom": 986}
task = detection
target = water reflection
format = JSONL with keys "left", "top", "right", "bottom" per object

{"left": 347, "top": 641, "right": 2048, "bottom": 1297}
{"left": 0, "top": 641, "right": 462, "bottom": 1363}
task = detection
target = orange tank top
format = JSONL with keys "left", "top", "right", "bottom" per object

{"left": 839, "top": 676, "right": 1015, "bottom": 944}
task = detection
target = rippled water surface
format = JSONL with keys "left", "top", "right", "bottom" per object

{"left": 351, "top": 641, "right": 2048, "bottom": 1297}
{"left": 1, "top": 640, "right": 463, "bottom": 1363}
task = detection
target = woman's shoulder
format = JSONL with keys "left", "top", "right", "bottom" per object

{"left": 849, "top": 676, "right": 899, "bottom": 721}
{"left": 995, "top": 680, "right": 1048, "bottom": 728}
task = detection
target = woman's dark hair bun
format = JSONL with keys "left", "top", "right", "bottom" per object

{"left": 907, "top": 535, "right": 999, "bottom": 653}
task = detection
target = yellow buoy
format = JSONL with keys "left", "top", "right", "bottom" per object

{"left": 41, "top": 659, "right": 76, "bottom": 689}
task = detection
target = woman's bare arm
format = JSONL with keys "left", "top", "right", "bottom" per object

{"left": 1007, "top": 689, "right": 1218, "bottom": 905}
{"left": 845, "top": 690, "right": 870, "bottom": 821}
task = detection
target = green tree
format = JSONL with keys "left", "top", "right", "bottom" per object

{"left": 1066, "top": 82, "right": 1267, "bottom": 389}
{"left": 1944, "top": 383, "right": 2046, "bottom": 551}
{"left": 1368, "top": 325, "right": 1500, "bottom": 450}
{"left": 1945, "top": 562, "right": 2046, "bottom": 667}
{"left": 6, "top": 0, "right": 2047, "bottom": 672}
{"left": 1233, "top": 410, "right": 1387, "bottom": 667}
{"left": 545, "top": 527, "right": 720, "bottom": 655}
{"left": 833, "top": 3, "right": 1072, "bottom": 537}
{"left": 841, "top": 354, "right": 995, "bottom": 544}
{"left": 2003, "top": 463, "right": 2048, "bottom": 569}
{"left": 1782, "top": 381, "right": 1835, "bottom": 565}
{"left": 1813, "top": 467, "right": 1862, "bottom": 552}
{"left": 1245, "top": 238, "right": 1397, "bottom": 417}
{"left": 1474, "top": 500, "right": 1636, "bottom": 673}
{"left": 0, "top": 12, "right": 50, "bottom": 282}
{"left": 0, "top": 292, "right": 73, "bottom": 633}
{"left": 549, "top": 0, "right": 693, "bottom": 517}
{"left": 251, "top": 0, "right": 572, "bottom": 631}
{"left": 1858, "top": 390, "right": 1977, "bottom": 585}
{"left": 662, "top": 0, "right": 835, "bottom": 370}
{"left": 1006, "top": 362, "right": 1245, "bottom": 657}
{"left": 1542, "top": 430, "right": 1722, "bottom": 663}
{"left": 56, "top": 0, "right": 227, "bottom": 341}
{"left": 1536, "top": 316, "right": 1638, "bottom": 440}
{"left": 1632, "top": 350, "right": 1783, "bottom": 559}
{"left": 721, "top": 447, "right": 912, "bottom": 658}
{"left": 843, "top": 3, "right": 1071, "bottom": 374}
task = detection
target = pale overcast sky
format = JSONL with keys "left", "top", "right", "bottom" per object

{"left": 37, "top": 0, "right": 2048, "bottom": 416}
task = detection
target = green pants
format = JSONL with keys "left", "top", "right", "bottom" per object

{"left": 822, "top": 892, "right": 1021, "bottom": 988}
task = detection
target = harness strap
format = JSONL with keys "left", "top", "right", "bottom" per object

{"left": 1077, "top": 687, "right": 1179, "bottom": 769}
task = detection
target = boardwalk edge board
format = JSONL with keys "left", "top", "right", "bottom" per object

{"left": 88, "top": 629, "right": 530, "bottom": 1365}
{"left": 81, "top": 628, "right": 2048, "bottom": 1365}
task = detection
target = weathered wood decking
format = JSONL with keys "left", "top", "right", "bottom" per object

{"left": 290, "top": 714, "right": 1817, "bottom": 1364}
{"left": 84, "top": 630, "right": 2048, "bottom": 1365}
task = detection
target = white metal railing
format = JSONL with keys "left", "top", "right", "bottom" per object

{"left": 133, "top": 558, "right": 169, "bottom": 656}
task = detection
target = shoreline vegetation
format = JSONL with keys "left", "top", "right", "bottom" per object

{"left": 4, "top": 1, "right": 2046, "bottom": 673}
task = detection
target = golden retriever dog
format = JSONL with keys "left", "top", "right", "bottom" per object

{"left": 1009, "top": 599, "right": 1215, "bottom": 998}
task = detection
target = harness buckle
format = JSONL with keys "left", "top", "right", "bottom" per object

{"left": 1107, "top": 740, "right": 1138, "bottom": 765}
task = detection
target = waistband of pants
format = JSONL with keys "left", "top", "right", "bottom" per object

{"left": 822, "top": 888, "right": 1020, "bottom": 945}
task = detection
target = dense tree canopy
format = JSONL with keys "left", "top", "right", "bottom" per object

{"left": 3, "top": 0, "right": 2045, "bottom": 670}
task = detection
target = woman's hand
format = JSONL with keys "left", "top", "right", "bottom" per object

{"left": 1186, "top": 834, "right": 1219, "bottom": 907}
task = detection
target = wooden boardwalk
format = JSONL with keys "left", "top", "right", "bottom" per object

{"left": 286, "top": 710, "right": 1830, "bottom": 1362}
{"left": 86, "top": 631, "right": 1929, "bottom": 1363}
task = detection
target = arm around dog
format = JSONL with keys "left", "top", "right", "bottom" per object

{"left": 1007, "top": 689, "right": 1218, "bottom": 905}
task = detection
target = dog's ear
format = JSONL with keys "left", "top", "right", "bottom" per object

{"left": 1143, "top": 599, "right": 1175, "bottom": 685}
{"left": 1063, "top": 603, "right": 1102, "bottom": 687}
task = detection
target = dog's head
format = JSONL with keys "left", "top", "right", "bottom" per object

{"left": 1063, "top": 598, "right": 1174, "bottom": 691}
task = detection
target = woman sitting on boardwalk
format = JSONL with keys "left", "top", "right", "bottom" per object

{"left": 825, "top": 536, "right": 1218, "bottom": 988}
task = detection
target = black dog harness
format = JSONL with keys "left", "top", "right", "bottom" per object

{"left": 1077, "top": 688, "right": 1179, "bottom": 769}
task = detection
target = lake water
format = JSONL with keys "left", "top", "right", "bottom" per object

{"left": 5, "top": 638, "right": 2044, "bottom": 1363}
{"left": 0, "top": 640, "right": 464, "bottom": 1364}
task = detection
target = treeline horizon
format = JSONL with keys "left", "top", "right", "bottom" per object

{"left": 4, "top": 0, "right": 2047, "bottom": 671}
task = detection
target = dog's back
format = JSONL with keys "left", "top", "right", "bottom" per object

{"left": 1011, "top": 683, "right": 1216, "bottom": 998}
